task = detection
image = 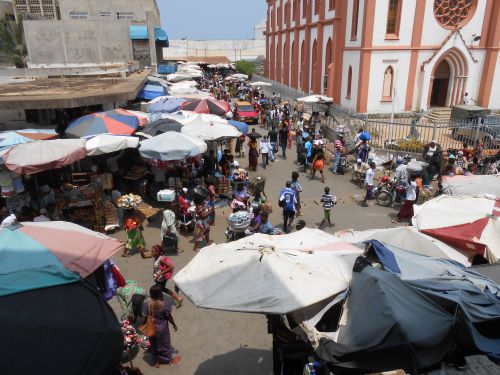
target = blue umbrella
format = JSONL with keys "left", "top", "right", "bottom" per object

{"left": 228, "top": 120, "right": 249, "bottom": 135}
{"left": 149, "top": 98, "right": 187, "bottom": 114}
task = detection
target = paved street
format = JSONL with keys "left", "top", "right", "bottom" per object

{"left": 109, "top": 124, "right": 399, "bottom": 375}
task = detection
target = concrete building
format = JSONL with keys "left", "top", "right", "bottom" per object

{"left": 13, "top": 0, "right": 59, "bottom": 20}
{"left": 1, "top": 1, "right": 15, "bottom": 19}
{"left": 21, "top": 0, "right": 166, "bottom": 67}
{"left": 165, "top": 22, "right": 266, "bottom": 62}
{"left": 265, "top": 0, "right": 500, "bottom": 113}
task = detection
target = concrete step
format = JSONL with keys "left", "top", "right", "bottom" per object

{"left": 425, "top": 107, "right": 452, "bottom": 122}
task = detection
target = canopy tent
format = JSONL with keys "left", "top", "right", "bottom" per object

{"left": 168, "top": 85, "right": 203, "bottom": 96}
{"left": 65, "top": 109, "right": 140, "bottom": 138}
{"left": 168, "top": 80, "right": 198, "bottom": 88}
{"left": 296, "top": 241, "right": 500, "bottom": 373}
{"left": 412, "top": 195, "right": 500, "bottom": 262}
{"left": 85, "top": 134, "right": 139, "bottom": 156}
{"left": 139, "top": 131, "right": 207, "bottom": 161}
{"left": 148, "top": 97, "right": 187, "bottom": 114}
{"left": 4, "top": 139, "right": 87, "bottom": 175}
{"left": 297, "top": 94, "right": 334, "bottom": 103}
{"left": 0, "top": 281, "right": 123, "bottom": 375}
{"left": 335, "top": 226, "right": 471, "bottom": 266}
{"left": 0, "top": 129, "right": 58, "bottom": 152}
{"left": 137, "top": 83, "right": 165, "bottom": 100}
{"left": 441, "top": 174, "right": 500, "bottom": 197}
{"left": 0, "top": 221, "right": 123, "bottom": 297}
{"left": 180, "top": 98, "right": 230, "bottom": 116}
{"left": 181, "top": 121, "right": 241, "bottom": 141}
{"left": 140, "top": 118, "right": 184, "bottom": 137}
{"left": 166, "top": 73, "right": 192, "bottom": 83}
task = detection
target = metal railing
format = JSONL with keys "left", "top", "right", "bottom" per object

{"left": 251, "top": 75, "right": 499, "bottom": 157}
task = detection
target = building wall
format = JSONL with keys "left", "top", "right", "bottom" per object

{"left": 0, "top": 1, "right": 14, "bottom": 18}
{"left": 23, "top": 20, "right": 133, "bottom": 66}
{"left": 58, "top": 0, "right": 159, "bottom": 24}
{"left": 254, "top": 19, "right": 266, "bottom": 40}
{"left": 13, "top": 0, "right": 59, "bottom": 20}
{"left": 265, "top": 0, "right": 500, "bottom": 113}
{"left": 164, "top": 39, "right": 266, "bottom": 62}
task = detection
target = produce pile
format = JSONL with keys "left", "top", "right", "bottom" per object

{"left": 117, "top": 194, "right": 142, "bottom": 209}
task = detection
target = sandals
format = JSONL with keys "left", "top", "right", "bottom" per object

{"left": 169, "top": 356, "right": 181, "bottom": 367}
{"left": 176, "top": 298, "right": 184, "bottom": 308}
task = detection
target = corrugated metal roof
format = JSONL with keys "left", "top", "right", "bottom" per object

{"left": 130, "top": 25, "right": 168, "bottom": 42}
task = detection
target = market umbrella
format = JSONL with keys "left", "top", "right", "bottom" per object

{"left": 231, "top": 73, "right": 248, "bottom": 80}
{"left": 0, "top": 281, "right": 123, "bottom": 375}
{"left": 0, "top": 221, "right": 124, "bottom": 296}
{"left": 139, "top": 131, "right": 207, "bottom": 161}
{"left": 85, "top": 134, "right": 139, "bottom": 156}
{"left": 412, "top": 194, "right": 500, "bottom": 262}
{"left": 4, "top": 139, "right": 87, "bottom": 175}
{"left": 249, "top": 81, "right": 272, "bottom": 87}
{"left": 181, "top": 121, "right": 241, "bottom": 141}
{"left": 441, "top": 174, "right": 500, "bottom": 197}
{"left": 297, "top": 94, "right": 333, "bottom": 103}
{"left": 16, "top": 129, "right": 58, "bottom": 140}
{"left": 227, "top": 120, "right": 249, "bottom": 135}
{"left": 180, "top": 98, "right": 230, "bottom": 116}
{"left": 149, "top": 97, "right": 187, "bottom": 114}
{"left": 174, "top": 233, "right": 359, "bottom": 314}
{"left": 141, "top": 118, "right": 184, "bottom": 137}
{"left": 65, "top": 109, "right": 140, "bottom": 138}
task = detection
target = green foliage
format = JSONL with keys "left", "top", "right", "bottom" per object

{"left": 235, "top": 60, "right": 255, "bottom": 79}
{"left": 0, "top": 15, "right": 28, "bottom": 68}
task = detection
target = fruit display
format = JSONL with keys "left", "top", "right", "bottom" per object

{"left": 117, "top": 194, "right": 142, "bottom": 209}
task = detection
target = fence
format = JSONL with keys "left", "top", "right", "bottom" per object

{"left": 251, "top": 74, "right": 499, "bottom": 157}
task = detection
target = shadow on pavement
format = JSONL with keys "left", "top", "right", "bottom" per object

{"left": 193, "top": 347, "right": 272, "bottom": 375}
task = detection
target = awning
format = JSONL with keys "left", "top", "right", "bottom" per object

{"left": 130, "top": 25, "right": 169, "bottom": 44}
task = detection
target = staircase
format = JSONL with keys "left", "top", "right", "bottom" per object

{"left": 425, "top": 107, "right": 452, "bottom": 122}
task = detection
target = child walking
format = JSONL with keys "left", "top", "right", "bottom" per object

{"left": 319, "top": 186, "right": 336, "bottom": 228}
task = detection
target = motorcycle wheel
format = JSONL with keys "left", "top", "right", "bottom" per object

{"left": 376, "top": 190, "right": 393, "bottom": 207}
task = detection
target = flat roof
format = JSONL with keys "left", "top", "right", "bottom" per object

{"left": 0, "top": 70, "right": 148, "bottom": 110}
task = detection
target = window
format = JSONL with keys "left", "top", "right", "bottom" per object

{"left": 351, "top": 0, "right": 359, "bottom": 40}
{"left": 386, "top": 0, "right": 402, "bottom": 38}
{"left": 314, "top": 0, "right": 319, "bottom": 15}
{"left": 293, "top": 0, "right": 299, "bottom": 18}
{"left": 303, "top": 0, "right": 307, "bottom": 18}
{"left": 346, "top": 66, "right": 352, "bottom": 99}
{"left": 382, "top": 66, "right": 394, "bottom": 100}
{"left": 117, "top": 12, "right": 134, "bottom": 20}
{"left": 329, "top": 0, "right": 335, "bottom": 10}
{"left": 324, "top": 38, "right": 333, "bottom": 92}
{"left": 99, "top": 11, "right": 112, "bottom": 17}
{"left": 69, "top": 11, "right": 88, "bottom": 20}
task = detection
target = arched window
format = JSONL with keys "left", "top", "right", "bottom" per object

{"left": 324, "top": 38, "right": 333, "bottom": 92}
{"left": 382, "top": 66, "right": 394, "bottom": 100}
{"left": 283, "top": 41, "right": 288, "bottom": 82}
{"left": 351, "top": 0, "right": 359, "bottom": 40}
{"left": 300, "top": 40, "right": 306, "bottom": 91}
{"left": 311, "top": 39, "right": 318, "bottom": 92}
{"left": 346, "top": 66, "right": 352, "bottom": 99}
{"left": 303, "top": 0, "right": 308, "bottom": 18}
{"left": 329, "top": 0, "right": 335, "bottom": 11}
{"left": 386, "top": 0, "right": 402, "bottom": 38}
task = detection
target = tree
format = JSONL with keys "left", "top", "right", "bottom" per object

{"left": 235, "top": 60, "right": 255, "bottom": 79}
{"left": 0, "top": 15, "right": 28, "bottom": 68}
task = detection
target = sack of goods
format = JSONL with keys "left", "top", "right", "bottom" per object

{"left": 227, "top": 211, "right": 254, "bottom": 232}
{"left": 248, "top": 177, "right": 266, "bottom": 196}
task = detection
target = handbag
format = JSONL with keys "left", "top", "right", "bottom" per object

{"left": 138, "top": 301, "right": 155, "bottom": 337}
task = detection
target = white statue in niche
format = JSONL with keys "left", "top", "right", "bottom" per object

{"left": 383, "top": 67, "right": 393, "bottom": 98}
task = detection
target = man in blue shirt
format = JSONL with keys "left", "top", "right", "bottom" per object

{"left": 279, "top": 181, "right": 297, "bottom": 234}
{"left": 304, "top": 137, "right": 312, "bottom": 172}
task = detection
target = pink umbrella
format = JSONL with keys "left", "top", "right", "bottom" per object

{"left": 412, "top": 195, "right": 500, "bottom": 262}
{"left": 4, "top": 139, "right": 86, "bottom": 175}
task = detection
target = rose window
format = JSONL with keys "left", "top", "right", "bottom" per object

{"left": 434, "top": 0, "right": 477, "bottom": 29}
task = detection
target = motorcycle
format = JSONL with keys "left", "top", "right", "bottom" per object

{"left": 376, "top": 180, "right": 408, "bottom": 207}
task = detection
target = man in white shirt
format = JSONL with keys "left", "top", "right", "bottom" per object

{"left": 260, "top": 135, "right": 271, "bottom": 169}
{"left": 394, "top": 159, "right": 408, "bottom": 182}
{"left": 361, "top": 162, "right": 376, "bottom": 207}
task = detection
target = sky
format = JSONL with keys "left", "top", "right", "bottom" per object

{"left": 159, "top": 0, "right": 267, "bottom": 40}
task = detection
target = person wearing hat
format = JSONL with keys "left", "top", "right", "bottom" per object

{"left": 33, "top": 208, "right": 50, "bottom": 222}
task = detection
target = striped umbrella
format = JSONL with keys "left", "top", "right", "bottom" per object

{"left": 65, "top": 109, "right": 140, "bottom": 138}
{"left": 180, "top": 98, "right": 230, "bottom": 116}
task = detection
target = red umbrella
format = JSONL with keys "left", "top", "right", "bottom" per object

{"left": 180, "top": 99, "right": 230, "bottom": 116}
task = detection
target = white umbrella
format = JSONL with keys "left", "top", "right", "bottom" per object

{"left": 335, "top": 227, "right": 471, "bottom": 266}
{"left": 85, "top": 134, "right": 139, "bottom": 156}
{"left": 297, "top": 94, "right": 334, "bottom": 103}
{"left": 168, "top": 86, "right": 200, "bottom": 96}
{"left": 441, "top": 174, "right": 500, "bottom": 197}
{"left": 139, "top": 131, "right": 207, "bottom": 161}
{"left": 166, "top": 73, "right": 192, "bottom": 83}
{"left": 412, "top": 194, "right": 500, "bottom": 263}
{"left": 231, "top": 73, "right": 248, "bottom": 80}
{"left": 181, "top": 121, "right": 241, "bottom": 141}
{"left": 249, "top": 81, "right": 272, "bottom": 87}
{"left": 174, "top": 240, "right": 358, "bottom": 314}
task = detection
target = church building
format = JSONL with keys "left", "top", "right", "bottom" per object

{"left": 264, "top": 0, "right": 500, "bottom": 113}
